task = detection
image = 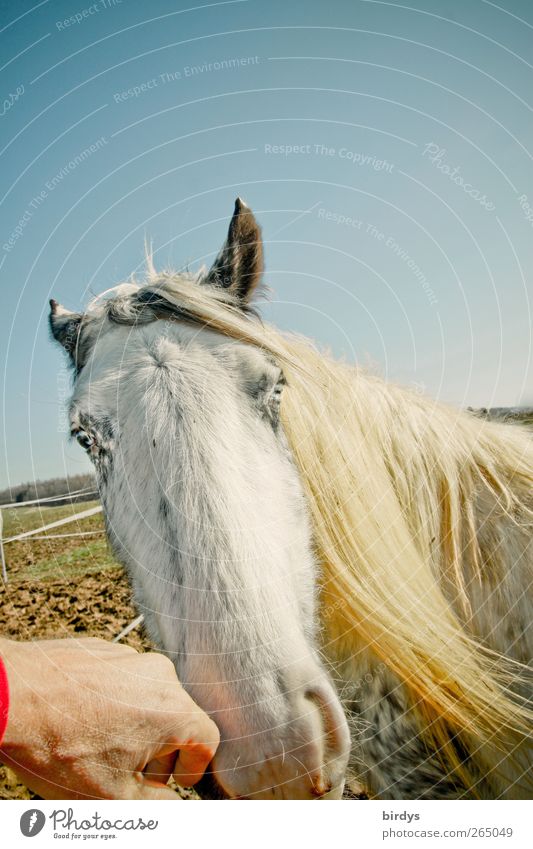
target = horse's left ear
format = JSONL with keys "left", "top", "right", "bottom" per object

{"left": 49, "top": 299, "right": 82, "bottom": 357}
{"left": 205, "top": 198, "right": 264, "bottom": 303}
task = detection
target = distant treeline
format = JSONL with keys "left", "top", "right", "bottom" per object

{"left": 469, "top": 407, "right": 533, "bottom": 425}
{"left": 0, "top": 473, "right": 97, "bottom": 506}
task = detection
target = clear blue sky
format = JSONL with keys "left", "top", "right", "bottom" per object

{"left": 1, "top": 0, "right": 533, "bottom": 489}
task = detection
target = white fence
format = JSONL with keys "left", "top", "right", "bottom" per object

{"left": 4, "top": 505, "right": 103, "bottom": 545}
{"left": 0, "top": 487, "right": 98, "bottom": 510}
{"left": 0, "top": 493, "right": 144, "bottom": 642}
{"left": 0, "top": 492, "right": 101, "bottom": 584}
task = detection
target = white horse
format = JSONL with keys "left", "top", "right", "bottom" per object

{"left": 50, "top": 199, "right": 532, "bottom": 799}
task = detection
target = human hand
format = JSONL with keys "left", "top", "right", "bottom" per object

{"left": 0, "top": 637, "right": 220, "bottom": 800}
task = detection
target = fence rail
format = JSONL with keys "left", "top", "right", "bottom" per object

{"left": 0, "top": 498, "right": 144, "bottom": 643}
{"left": 0, "top": 487, "right": 98, "bottom": 510}
{"left": 0, "top": 501, "right": 102, "bottom": 583}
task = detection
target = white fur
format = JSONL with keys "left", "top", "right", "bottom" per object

{"left": 69, "top": 319, "right": 350, "bottom": 798}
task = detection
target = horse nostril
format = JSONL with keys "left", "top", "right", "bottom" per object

{"left": 305, "top": 685, "right": 350, "bottom": 754}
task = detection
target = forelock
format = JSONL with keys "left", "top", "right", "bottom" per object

{"left": 72, "top": 271, "right": 246, "bottom": 373}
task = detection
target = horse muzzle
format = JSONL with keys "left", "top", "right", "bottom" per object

{"left": 196, "top": 679, "right": 351, "bottom": 800}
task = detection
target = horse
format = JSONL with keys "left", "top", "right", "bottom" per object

{"left": 49, "top": 199, "right": 533, "bottom": 799}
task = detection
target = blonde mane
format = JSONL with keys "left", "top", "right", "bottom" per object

{"left": 91, "top": 270, "right": 533, "bottom": 793}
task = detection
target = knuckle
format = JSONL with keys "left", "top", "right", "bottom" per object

{"left": 147, "top": 651, "right": 175, "bottom": 672}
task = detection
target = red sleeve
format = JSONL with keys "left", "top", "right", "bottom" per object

{"left": 0, "top": 652, "right": 9, "bottom": 746}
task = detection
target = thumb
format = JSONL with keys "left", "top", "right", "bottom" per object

{"left": 144, "top": 746, "right": 179, "bottom": 786}
{"left": 172, "top": 741, "right": 218, "bottom": 787}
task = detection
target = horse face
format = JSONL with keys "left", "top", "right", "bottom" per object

{"left": 49, "top": 201, "right": 350, "bottom": 799}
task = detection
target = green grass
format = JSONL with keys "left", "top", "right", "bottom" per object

{"left": 23, "top": 539, "right": 121, "bottom": 582}
{"left": 1, "top": 499, "right": 102, "bottom": 536}
{"left": 1, "top": 500, "right": 122, "bottom": 583}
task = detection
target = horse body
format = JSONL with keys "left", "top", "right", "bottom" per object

{"left": 50, "top": 200, "right": 532, "bottom": 799}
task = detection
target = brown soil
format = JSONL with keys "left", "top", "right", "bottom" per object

{"left": 0, "top": 568, "right": 142, "bottom": 647}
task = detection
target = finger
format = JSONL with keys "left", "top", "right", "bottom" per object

{"left": 144, "top": 750, "right": 177, "bottom": 786}
{"left": 100, "top": 643, "right": 138, "bottom": 655}
{"left": 172, "top": 741, "right": 218, "bottom": 787}
{"left": 66, "top": 638, "right": 137, "bottom": 653}
{"left": 91, "top": 642, "right": 139, "bottom": 656}
{"left": 130, "top": 774, "right": 182, "bottom": 800}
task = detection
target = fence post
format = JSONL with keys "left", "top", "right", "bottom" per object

{"left": 0, "top": 509, "right": 7, "bottom": 584}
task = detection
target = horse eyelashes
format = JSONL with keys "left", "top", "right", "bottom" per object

{"left": 70, "top": 415, "right": 115, "bottom": 461}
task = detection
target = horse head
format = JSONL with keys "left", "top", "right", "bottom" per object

{"left": 49, "top": 199, "right": 350, "bottom": 799}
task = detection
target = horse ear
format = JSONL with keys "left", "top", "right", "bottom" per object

{"left": 205, "top": 198, "right": 264, "bottom": 303}
{"left": 49, "top": 299, "right": 82, "bottom": 357}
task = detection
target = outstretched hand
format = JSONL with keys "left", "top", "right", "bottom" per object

{"left": 0, "top": 637, "right": 220, "bottom": 800}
